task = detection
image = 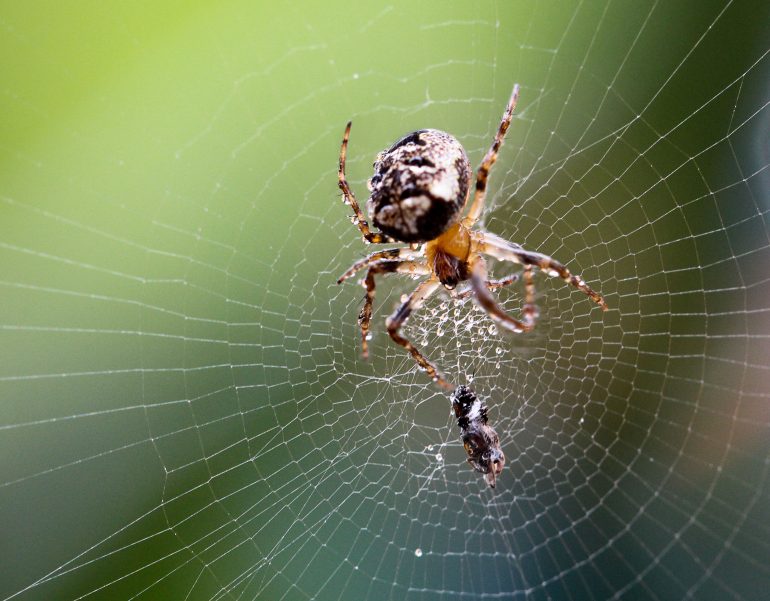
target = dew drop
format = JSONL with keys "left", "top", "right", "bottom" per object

{"left": 415, "top": 548, "right": 423, "bottom": 557}
{"left": 496, "top": 347, "right": 503, "bottom": 355}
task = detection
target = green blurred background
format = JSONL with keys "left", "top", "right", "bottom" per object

{"left": 1, "top": 1, "right": 769, "bottom": 599}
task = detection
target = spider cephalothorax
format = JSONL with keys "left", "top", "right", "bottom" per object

{"left": 451, "top": 385, "right": 504, "bottom": 488}
{"left": 337, "top": 83, "right": 608, "bottom": 389}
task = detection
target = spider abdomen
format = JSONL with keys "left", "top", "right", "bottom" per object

{"left": 366, "top": 129, "right": 471, "bottom": 243}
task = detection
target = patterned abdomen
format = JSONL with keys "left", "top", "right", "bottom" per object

{"left": 366, "top": 129, "right": 471, "bottom": 243}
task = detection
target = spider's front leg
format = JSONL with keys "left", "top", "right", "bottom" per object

{"left": 338, "top": 122, "right": 394, "bottom": 244}
{"left": 357, "top": 260, "right": 431, "bottom": 358}
{"left": 385, "top": 278, "right": 453, "bottom": 389}
{"left": 470, "top": 257, "right": 538, "bottom": 334}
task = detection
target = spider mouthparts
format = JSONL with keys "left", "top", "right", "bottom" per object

{"left": 485, "top": 470, "right": 496, "bottom": 488}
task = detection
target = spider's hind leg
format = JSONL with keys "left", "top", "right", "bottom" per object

{"left": 463, "top": 84, "right": 520, "bottom": 228}
{"left": 338, "top": 122, "right": 394, "bottom": 244}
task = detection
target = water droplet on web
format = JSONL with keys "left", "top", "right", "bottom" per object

{"left": 496, "top": 347, "right": 503, "bottom": 355}
{"left": 496, "top": 362, "right": 501, "bottom": 370}
{"left": 436, "top": 329, "right": 444, "bottom": 337}
{"left": 415, "top": 548, "right": 423, "bottom": 557}
{"left": 435, "top": 453, "right": 443, "bottom": 462}
{"left": 365, "top": 333, "right": 373, "bottom": 341}
{"left": 488, "top": 324, "right": 498, "bottom": 335}
{"left": 400, "top": 294, "right": 409, "bottom": 303}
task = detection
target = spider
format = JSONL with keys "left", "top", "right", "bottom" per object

{"left": 337, "top": 84, "right": 607, "bottom": 389}
{"left": 451, "top": 385, "right": 504, "bottom": 488}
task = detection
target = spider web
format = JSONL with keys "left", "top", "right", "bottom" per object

{"left": 1, "top": 1, "right": 769, "bottom": 599}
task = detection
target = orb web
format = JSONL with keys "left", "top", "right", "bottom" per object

{"left": 1, "top": 1, "right": 768, "bottom": 600}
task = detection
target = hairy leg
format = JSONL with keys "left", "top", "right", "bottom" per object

{"left": 357, "top": 261, "right": 431, "bottom": 358}
{"left": 477, "top": 232, "right": 607, "bottom": 310}
{"left": 454, "top": 272, "right": 519, "bottom": 300}
{"left": 463, "top": 84, "right": 520, "bottom": 228}
{"left": 338, "top": 122, "right": 393, "bottom": 244}
{"left": 337, "top": 247, "right": 422, "bottom": 284}
{"left": 470, "top": 258, "right": 537, "bottom": 334}
{"left": 384, "top": 278, "right": 452, "bottom": 389}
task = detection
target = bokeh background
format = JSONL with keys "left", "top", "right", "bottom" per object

{"left": 1, "top": 1, "right": 769, "bottom": 600}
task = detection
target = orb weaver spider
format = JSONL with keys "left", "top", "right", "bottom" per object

{"left": 337, "top": 84, "right": 607, "bottom": 389}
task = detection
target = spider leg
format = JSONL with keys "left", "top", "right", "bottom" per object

{"left": 339, "top": 122, "right": 394, "bottom": 244}
{"left": 385, "top": 278, "right": 453, "bottom": 389}
{"left": 454, "top": 272, "right": 520, "bottom": 300}
{"left": 358, "top": 260, "right": 431, "bottom": 358}
{"left": 463, "top": 84, "right": 520, "bottom": 228}
{"left": 337, "top": 247, "right": 422, "bottom": 284}
{"left": 470, "top": 257, "right": 537, "bottom": 334}
{"left": 477, "top": 233, "right": 607, "bottom": 309}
